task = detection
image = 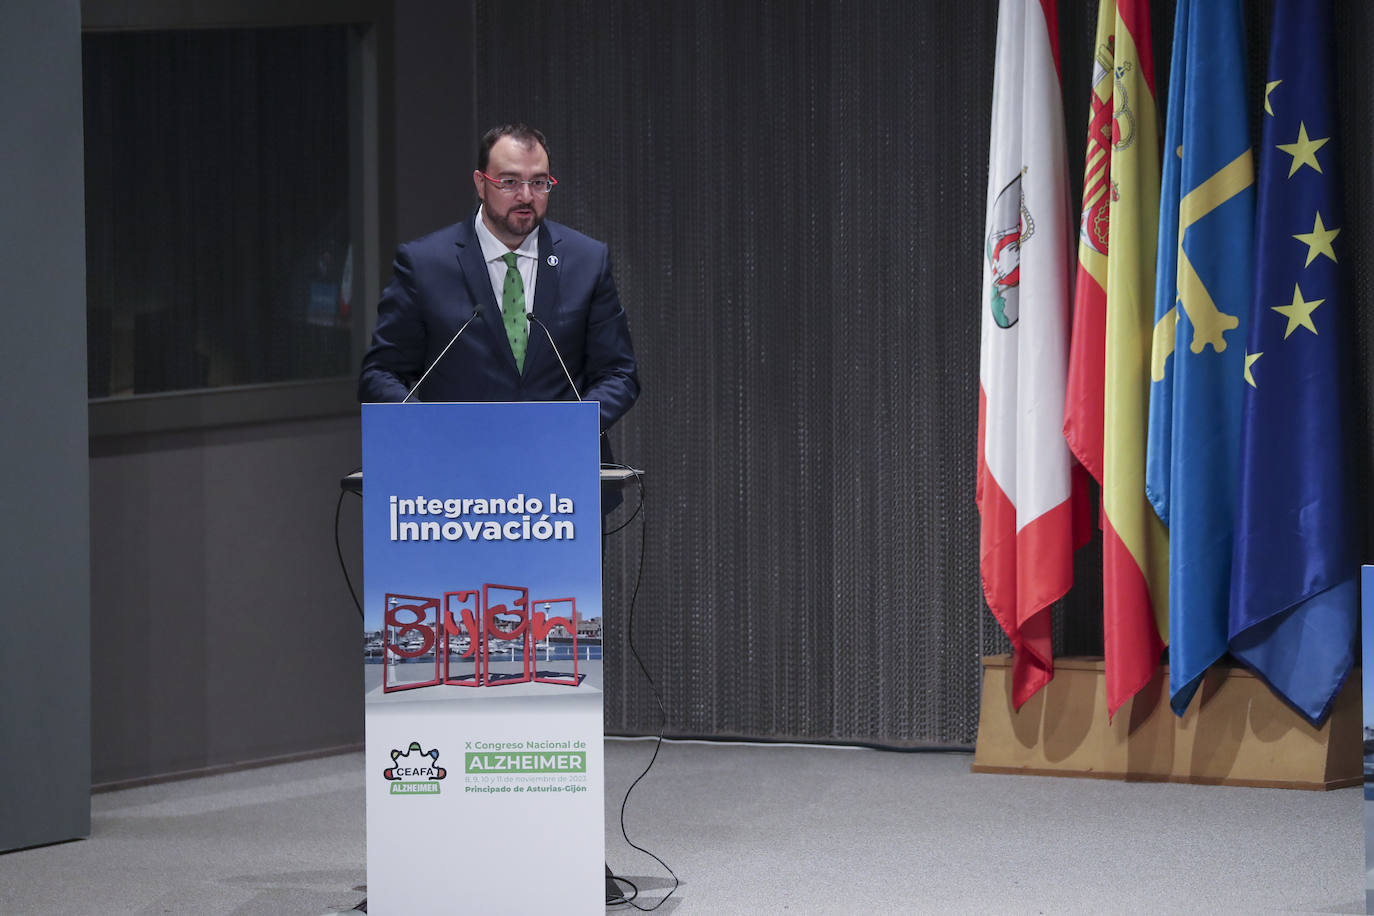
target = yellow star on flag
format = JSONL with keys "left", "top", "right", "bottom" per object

{"left": 1264, "top": 80, "right": 1281, "bottom": 116}
{"left": 1276, "top": 122, "right": 1329, "bottom": 177}
{"left": 1244, "top": 351, "right": 1262, "bottom": 388}
{"left": 1272, "top": 284, "right": 1324, "bottom": 339}
{"left": 1293, "top": 211, "right": 1339, "bottom": 266}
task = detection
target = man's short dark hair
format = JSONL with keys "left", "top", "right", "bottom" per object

{"left": 477, "top": 124, "right": 550, "bottom": 172}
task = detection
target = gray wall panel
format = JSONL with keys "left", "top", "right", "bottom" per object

{"left": 0, "top": 0, "right": 92, "bottom": 851}
{"left": 89, "top": 418, "right": 364, "bottom": 784}
{"left": 82, "top": 0, "right": 470, "bottom": 786}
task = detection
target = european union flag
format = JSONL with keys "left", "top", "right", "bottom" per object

{"left": 1228, "top": 0, "right": 1357, "bottom": 726}
{"left": 1146, "top": 0, "right": 1253, "bottom": 715}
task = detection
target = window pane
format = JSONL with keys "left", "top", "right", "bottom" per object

{"left": 83, "top": 27, "right": 354, "bottom": 398}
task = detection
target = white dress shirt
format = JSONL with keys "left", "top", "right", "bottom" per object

{"left": 474, "top": 205, "right": 539, "bottom": 319}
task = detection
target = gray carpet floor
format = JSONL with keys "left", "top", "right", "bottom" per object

{"left": 0, "top": 740, "right": 1361, "bottom": 915}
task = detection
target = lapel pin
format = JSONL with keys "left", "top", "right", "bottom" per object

{"left": 546, "top": 255, "right": 559, "bottom": 267}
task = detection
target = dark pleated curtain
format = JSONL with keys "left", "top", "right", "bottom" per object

{"left": 469, "top": 0, "right": 1372, "bottom": 746}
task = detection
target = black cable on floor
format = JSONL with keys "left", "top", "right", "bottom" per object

{"left": 605, "top": 873, "right": 640, "bottom": 906}
{"left": 334, "top": 469, "right": 363, "bottom": 620}
{"left": 602, "top": 468, "right": 679, "bottom": 911}
{"left": 338, "top": 469, "right": 366, "bottom": 914}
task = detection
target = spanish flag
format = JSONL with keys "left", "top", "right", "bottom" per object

{"left": 1064, "top": 0, "right": 1169, "bottom": 718}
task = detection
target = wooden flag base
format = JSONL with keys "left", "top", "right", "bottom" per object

{"left": 972, "top": 655, "right": 1361, "bottom": 790}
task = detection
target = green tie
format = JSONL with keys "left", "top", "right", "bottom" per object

{"left": 500, "top": 251, "right": 528, "bottom": 371}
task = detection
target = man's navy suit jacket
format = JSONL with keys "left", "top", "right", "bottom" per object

{"left": 358, "top": 213, "right": 639, "bottom": 450}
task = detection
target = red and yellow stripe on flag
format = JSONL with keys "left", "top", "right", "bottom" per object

{"left": 977, "top": 0, "right": 1083, "bottom": 709}
{"left": 1062, "top": 0, "right": 1114, "bottom": 485}
{"left": 1100, "top": 0, "right": 1169, "bottom": 717}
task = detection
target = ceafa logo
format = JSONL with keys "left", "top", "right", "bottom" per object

{"left": 385, "top": 741, "right": 446, "bottom": 795}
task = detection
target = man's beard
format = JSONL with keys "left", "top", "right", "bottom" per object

{"left": 491, "top": 204, "right": 541, "bottom": 241}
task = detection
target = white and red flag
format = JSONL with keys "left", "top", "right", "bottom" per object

{"left": 977, "top": 0, "right": 1085, "bottom": 707}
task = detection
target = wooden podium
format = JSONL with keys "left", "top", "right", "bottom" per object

{"left": 972, "top": 655, "right": 1361, "bottom": 789}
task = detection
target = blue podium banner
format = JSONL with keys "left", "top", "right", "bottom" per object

{"left": 361, "top": 401, "right": 604, "bottom": 914}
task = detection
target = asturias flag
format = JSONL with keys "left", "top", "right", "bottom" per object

{"left": 1228, "top": 0, "right": 1357, "bottom": 726}
{"left": 977, "top": 0, "right": 1082, "bottom": 708}
{"left": 1145, "top": 0, "right": 1254, "bottom": 715}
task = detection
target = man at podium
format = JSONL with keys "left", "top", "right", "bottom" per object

{"left": 357, "top": 122, "right": 640, "bottom": 455}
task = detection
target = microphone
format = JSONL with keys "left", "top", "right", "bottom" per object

{"left": 402, "top": 305, "right": 480, "bottom": 403}
{"left": 528, "top": 313, "right": 582, "bottom": 401}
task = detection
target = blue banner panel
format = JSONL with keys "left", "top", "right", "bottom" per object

{"left": 362, "top": 401, "right": 604, "bottom": 914}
